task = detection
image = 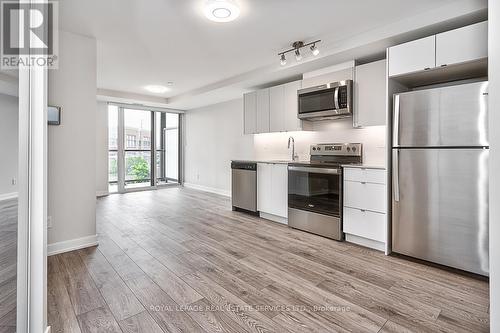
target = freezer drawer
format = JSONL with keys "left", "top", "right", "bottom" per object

{"left": 392, "top": 148, "right": 489, "bottom": 275}
{"left": 394, "top": 81, "right": 489, "bottom": 147}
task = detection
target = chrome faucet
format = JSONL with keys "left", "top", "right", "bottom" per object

{"left": 288, "top": 136, "right": 298, "bottom": 161}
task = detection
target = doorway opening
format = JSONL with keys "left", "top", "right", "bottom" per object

{"left": 107, "top": 104, "right": 181, "bottom": 193}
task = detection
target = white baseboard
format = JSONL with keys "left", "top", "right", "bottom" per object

{"left": 96, "top": 190, "right": 109, "bottom": 197}
{"left": 345, "top": 234, "right": 385, "bottom": 252}
{"left": 0, "top": 192, "right": 18, "bottom": 201}
{"left": 47, "top": 234, "right": 98, "bottom": 256}
{"left": 183, "top": 182, "right": 230, "bottom": 197}
{"left": 260, "top": 212, "right": 288, "bottom": 225}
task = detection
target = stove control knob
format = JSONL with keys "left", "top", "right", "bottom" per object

{"left": 352, "top": 147, "right": 357, "bottom": 152}
{"left": 312, "top": 147, "right": 316, "bottom": 151}
{"left": 347, "top": 147, "right": 351, "bottom": 152}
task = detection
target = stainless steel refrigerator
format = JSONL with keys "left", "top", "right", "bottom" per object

{"left": 392, "top": 81, "right": 489, "bottom": 276}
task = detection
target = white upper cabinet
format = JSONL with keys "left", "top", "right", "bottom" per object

{"left": 388, "top": 22, "right": 488, "bottom": 78}
{"left": 243, "top": 91, "right": 257, "bottom": 134}
{"left": 388, "top": 35, "right": 436, "bottom": 77}
{"left": 269, "top": 85, "right": 285, "bottom": 132}
{"left": 436, "top": 21, "right": 488, "bottom": 67}
{"left": 284, "top": 80, "right": 303, "bottom": 131}
{"left": 354, "top": 60, "right": 387, "bottom": 127}
{"left": 245, "top": 80, "right": 306, "bottom": 134}
{"left": 256, "top": 89, "right": 270, "bottom": 133}
{"left": 301, "top": 67, "right": 354, "bottom": 89}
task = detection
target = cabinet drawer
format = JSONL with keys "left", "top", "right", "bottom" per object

{"left": 344, "top": 181, "right": 386, "bottom": 213}
{"left": 344, "top": 168, "right": 386, "bottom": 184}
{"left": 343, "top": 207, "right": 386, "bottom": 242}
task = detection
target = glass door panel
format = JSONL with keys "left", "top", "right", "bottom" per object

{"left": 108, "top": 105, "right": 118, "bottom": 193}
{"left": 123, "top": 109, "right": 152, "bottom": 189}
{"left": 155, "top": 112, "right": 179, "bottom": 185}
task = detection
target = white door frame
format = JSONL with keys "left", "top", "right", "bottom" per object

{"left": 17, "top": 0, "right": 48, "bottom": 332}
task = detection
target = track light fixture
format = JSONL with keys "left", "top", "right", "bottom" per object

{"left": 278, "top": 40, "right": 321, "bottom": 66}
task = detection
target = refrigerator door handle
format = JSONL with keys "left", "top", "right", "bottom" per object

{"left": 393, "top": 149, "right": 400, "bottom": 202}
{"left": 393, "top": 94, "right": 400, "bottom": 147}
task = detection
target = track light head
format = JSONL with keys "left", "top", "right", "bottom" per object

{"left": 280, "top": 54, "right": 287, "bottom": 66}
{"left": 310, "top": 44, "right": 320, "bottom": 56}
{"left": 295, "top": 49, "right": 302, "bottom": 61}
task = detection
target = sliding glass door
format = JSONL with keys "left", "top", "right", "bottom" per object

{"left": 155, "top": 112, "right": 179, "bottom": 185}
{"left": 124, "top": 108, "right": 153, "bottom": 190}
{"left": 108, "top": 105, "right": 181, "bottom": 193}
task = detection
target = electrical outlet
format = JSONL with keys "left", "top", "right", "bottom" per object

{"left": 11, "top": 178, "right": 16, "bottom": 185}
{"left": 47, "top": 216, "right": 53, "bottom": 228}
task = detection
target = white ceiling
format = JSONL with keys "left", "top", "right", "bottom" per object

{"left": 59, "top": 0, "right": 487, "bottom": 109}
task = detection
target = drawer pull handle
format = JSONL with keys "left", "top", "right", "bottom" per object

{"left": 361, "top": 182, "right": 366, "bottom": 185}
{"left": 360, "top": 209, "right": 366, "bottom": 213}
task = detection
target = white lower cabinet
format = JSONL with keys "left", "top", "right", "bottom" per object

{"left": 343, "top": 207, "right": 386, "bottom": 243}
{"left": 257, "top": 163, "right": 288, "bottom": 223}
{"left": 343, "top": 167, "right": 387, "bottom": 250}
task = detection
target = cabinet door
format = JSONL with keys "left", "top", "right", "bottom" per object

{"left": 269, "top": 85, "right": 285, "bottom": 132}
{"left": 284, "top": 80, "right": 302, "bottom": 131}
{"left": 243, "top": 91, "right": 257, "bottom": 134}
{"left": 436, "top": 21, "right": 487, "bottom": 67}
{"left": 388, "top": 36, "right": 436, "bottom": 77}
{"left": 354, "top": 60, "right": 387, "bottom": 127}
{"left": 257, "top": 163, "right": 272, "bottom": 213}
{"left": 301, "top": 68, "right": 354, "bottom": 89}
{"left": 271, "top": 164, "right": 288, "bottom": 218}
{"left": 256, "top": 89, "right": 270, "bottom": 133}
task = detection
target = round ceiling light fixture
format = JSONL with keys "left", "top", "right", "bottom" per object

{"left": 144, "top": 85, "right": 170, "bottom": 94}
{"left": 204, "top": 0, "right": 240, "bottom": 23}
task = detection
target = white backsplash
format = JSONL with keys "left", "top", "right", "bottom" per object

{"left": 253, "top": 118, "right": 387, "bottom": 166}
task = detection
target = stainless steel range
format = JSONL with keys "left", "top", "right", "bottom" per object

{"left": 288, "top": 143, "right": 362, "bottom": 240}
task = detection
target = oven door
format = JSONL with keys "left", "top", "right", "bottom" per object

{"left": 288, "top": 166, "right": 341, "bottom": 217}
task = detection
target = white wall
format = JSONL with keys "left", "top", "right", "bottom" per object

{"left": 47, "top": 31, "right": 97, "bottom": 250}
{"left": 0, "top": 93, "right": 18, "bottom": 198}
{"left": 184, "top": 98, "right": 386, "bottom": 194}
{"left": 489, "top": 0, "right": 499, "bottom": 331}
{"left": 96, "top": 101, "right": 108, "bottom": 196}
{"left": 184, "top": 99, "right": 254, "bottom": 194}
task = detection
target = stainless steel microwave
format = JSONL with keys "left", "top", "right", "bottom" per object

{"left": 297, "top": 80, "right": 353, "bottom": 121}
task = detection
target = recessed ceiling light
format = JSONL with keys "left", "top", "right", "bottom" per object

{"left": 144, "top": 85, "right": 170, "bottom": 94}
{"left": 204, "top": 0, "right": 240, "bottom": 23}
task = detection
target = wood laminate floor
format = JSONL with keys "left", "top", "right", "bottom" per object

{"left": 0, "top": 199, "right": 17, "bottom": 333}
{"left": 48, "top": 187, "right": 490, "bottom": 333}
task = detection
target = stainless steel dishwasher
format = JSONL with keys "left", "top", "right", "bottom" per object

{"left": 231, "top": 161, "right": 257, "bottom": 213}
